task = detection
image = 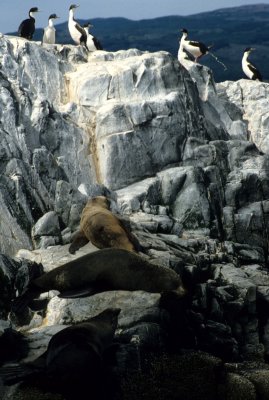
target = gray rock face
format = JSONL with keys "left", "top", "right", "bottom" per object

{"left": 217, "top": 79, "right": 269, "bottom": 153}
{"left": 0, "top": 35, "right": 248, "bottom": 256}
{"left": 45, "top": 291, "right": 161, "bottom": 328}
{"left": 32, "top": 211, "right": 61, "bottom": 248}
{"left": 0, "top": 253, "right": 43, "bottom": 319}
{"left": 187, "top": 63, "right": 247, "bottom": 140}
{"left": 2, "top": 33, "right": 269, "bottom": 399}
{"left": 1, "top": 35, "right": 268, "bottom": 260}
{"left": 67, "top": 50, "right": 209, "bottom": 190}
{"left": 0, "top": 37, "right": 92, "bottom": 256}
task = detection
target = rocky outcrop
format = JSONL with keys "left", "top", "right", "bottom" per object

{"left": 0, "top": 36, "right": 91, "bottom": 255}
{"left": 0, "top": 253, "right": 43, "bottom": 319}
{"left": 1, "top": 34, "right": 269, "bottom": 399}
{"left": 66, "top": 49, "right": 219, "bottom": 190}
{"left": 0, "top": 35, "right": 268, "bottom": 259}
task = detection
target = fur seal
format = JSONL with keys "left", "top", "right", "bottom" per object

{"left": 0, "top": 327, "right": 28, "bottom": 366}
{"left": 69, "top": 196, "right": 141, "bottom": 254}
{"left": 12, "top": 248, "right": 185, "bottom": 313}
{"left": 0, "top": 308, "right": 120, "bottom": 398}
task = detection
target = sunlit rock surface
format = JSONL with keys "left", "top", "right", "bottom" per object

{"left": 217, "top": 79, "right": 269, "bottom": 153}
{"left": 1, "top": 34, "right": 269, "bottom": 399}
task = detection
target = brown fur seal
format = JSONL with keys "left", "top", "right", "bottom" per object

{"left": 0, "top": 308, "right": 120, "bottom": 398}
{"left": 12, "top": 248, "right": 185, "bottom": 313}
{"left": 69, "top": 196, "right": 141, "bottom": 254}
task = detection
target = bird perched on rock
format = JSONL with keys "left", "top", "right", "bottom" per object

{"left": 242, "top": 47, "right": 262, "bottom": 81}
{"left": 18, "top": 7, "right": 41, "bottom": 40}
{"left": 42, "top": 13, "right": 60, "bottom": 44}
{"left": 177, "top": 35, "right": 193, "bottom": 64}
{"left": 180, "top": 28, "right": 211, "bottom": 63}
{"left": 83, "top": 22, "right": 103, "bottom": 51}
{"left": 179, "top": 28, "right": 227, "bottom": 70}
{"left": 68, "top": 4, "right": 89, "bottom": 51}
{"left": 0, "top": 308, "right": 121, "bottom": 399}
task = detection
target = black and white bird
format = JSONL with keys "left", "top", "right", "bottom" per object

{"left": 179, "top": 28, "right": 227, "bottom": 70}
{"left": 83, "top": 22, "right": 103, "bottom": 51}
{"left": 180, "top": 28, "right": 211, "bottom": 63}
{"left": 242, "top": 47, "right": 262, "bottom": 81}
{"left": 177, "top": 36, "right": 193, "bottom": 64}
{"left": 18, "top": 7, "right": 40, "bottom": 40}
{"left": 68, "top": 4, "right": 89, "bottom": 51}
{"left": 42, "top": 14, "right": 60, "bottom": 44}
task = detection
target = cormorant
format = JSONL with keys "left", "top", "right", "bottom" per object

{"left": 42, "top": 14, "right": 60, "bottom": 44}
{"left": 18, "top": 7, "right": 40, "bottom": 40}
{"left": 242, "top": 47, "right": 262, "bottom": 81}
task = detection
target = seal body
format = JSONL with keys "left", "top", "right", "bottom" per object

{"left": 0, "top": 308, "right": 120, "bottom": 398}
{"left": 47, "top": 307, "right": 120, "bottom": 361}
{"left": 69, "top": 196, "right": 140, "bottom": 254}
{"left": 12, "top": 248, "right": 185, "bottom": 312}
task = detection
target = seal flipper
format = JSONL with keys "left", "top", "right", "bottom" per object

{"left": 0, "top": 351, "right": 46, "bottom": 385}
{"left": 58, "top": 286, "right": 98, "bottom": 298}
{"left": 0, "top": 361, "right": 43, "bottom": 385}
{"left": 69, "top": 230, "right": 89, "bottom": 254}
{"left": 58, "top": 279, "right": 108, "bottom": 299}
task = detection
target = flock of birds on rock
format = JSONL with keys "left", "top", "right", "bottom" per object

{"left": 18, "top": 5, "right": 103, "bottom": 51}
{"left": 17, "top": 6, "right": 263, "bottom": 82}
{"left": 178, "top": 28, "right": 263, "bottom": 81}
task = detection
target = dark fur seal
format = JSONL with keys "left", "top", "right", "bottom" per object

{"left": 0, "top": 328, "right": 28, "bottom": 366}
{"left": 12, "top": 248, "right": 185, "bottom": 313}
{"left": 0, "top": 308, "right": 120, "bottom": 398}
{"left": 69, "top": 196, "right": 141, "bottom": 254}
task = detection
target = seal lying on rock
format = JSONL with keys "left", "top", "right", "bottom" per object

{"left": 12, "top": 248, "right": 185, "bottom": 313}
{"left": 0, "top": 308, "right": 121, "bottom": 398}
{"left": 69, "top": 196, "right": 141, "bottom": 254}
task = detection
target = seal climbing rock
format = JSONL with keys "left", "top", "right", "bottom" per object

{"left": 69, "top": 196, "right": 141, "bottom": 254}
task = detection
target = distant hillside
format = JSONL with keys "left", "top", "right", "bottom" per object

{"left": 9, "top": 4, "right": 269, "bottom": 82}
